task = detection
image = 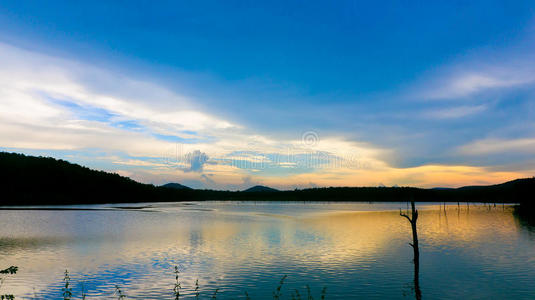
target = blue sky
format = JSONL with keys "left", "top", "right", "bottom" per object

{"left": 1, "top": 1, "right": 535, "bottom": 189}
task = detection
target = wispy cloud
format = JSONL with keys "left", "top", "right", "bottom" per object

{"left": 422, "top": 104, "right": 487, "bottom": 119}
{"left": 458, "top": 137, "right": 535, "bottom": 155}
{"left": 0, "top": 43, "right": 236, "bottom": 138}
{"left": 414, "top": 62, "right": 535, "bottom": 100}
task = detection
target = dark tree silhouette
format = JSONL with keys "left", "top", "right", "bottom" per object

{"left": 401, "top": 201, "right": 421, "bottom": 300}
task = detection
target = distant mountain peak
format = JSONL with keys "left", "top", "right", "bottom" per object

{"left": 162, "top": 183, "right": 192, "bottom": 190}
{"left": 243, "top": 185, "right": 279, "bottom": 192}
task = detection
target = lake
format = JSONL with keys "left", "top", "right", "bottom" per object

{"left": 1, "top": 202, "right": 534, "bottom": 299}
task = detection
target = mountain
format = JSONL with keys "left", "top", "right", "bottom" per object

{"left": 162, "top": 183, "right": 192, "bottom": 190}
{"left": 243, "top": 185, "right": 279, "bottom": 192}
{"left": 454, "top": 178, "right": 534, "bottom": 205}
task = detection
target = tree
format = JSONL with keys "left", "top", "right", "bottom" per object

{"left": 400, "top": 201, "right": 421, "bottom": 300}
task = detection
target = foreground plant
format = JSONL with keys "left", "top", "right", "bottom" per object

{"left": 173, "top": 266, "right": 181, "bottom": 300}
{"left": 62, "top": 270, "right": 73, "bottom": 300}
{"left": 0, "top": 266, "right": 18, "bottom": 300}
{"left": 114, "top": 285, "right": 126, "bottom": 299}
{"left": 273, "top": 275, "right": 287, "bottom": 300}
{"left": 1, "top": 266, "right": 327, "bottom": 299}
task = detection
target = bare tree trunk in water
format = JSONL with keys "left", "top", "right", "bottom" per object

{"left": 401, "top": 201, "right": 422, "bottom": 300}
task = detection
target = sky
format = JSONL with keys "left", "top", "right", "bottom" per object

{"left": 1, "top": 1, "right": 535, "bottom": 190}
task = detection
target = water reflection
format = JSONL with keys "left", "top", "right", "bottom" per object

{"left": 514, "top": 207, "right": 535, "bottom": 236}
{"left": 0, "top": 203, "right": 534, "bottom": 299}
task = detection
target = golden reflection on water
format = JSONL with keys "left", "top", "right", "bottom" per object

{"left": 420, "top": 205, "right": 518, "bottom": 245}
{"left": 302, "top": 211, "right": 405, "bottom": 262}
{"left": 0, "top": 203, "right": 533, "bottom": 298}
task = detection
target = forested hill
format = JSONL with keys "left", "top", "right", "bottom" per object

{"left": 1, "top": 152, "right": 534, "bottom": 206}
{"left": 0, "top": 152, "right": 189, "bottom": 205}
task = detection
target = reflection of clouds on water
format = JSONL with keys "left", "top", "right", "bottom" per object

{"left": 1, "top": 203, "right": 535, "bottom": 299}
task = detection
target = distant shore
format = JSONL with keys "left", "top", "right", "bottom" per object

{"left": 1, "top": 152, "right": 534, "bottom": 206}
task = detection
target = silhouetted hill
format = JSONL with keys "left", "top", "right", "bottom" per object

{"left": 243, "top": 185, "right": 279, "bottom": 192}
{"left": 162, "top": 183, "right": 192, "bottom": 190}
{"left": 1, "top": 152, "right": 534, "bottom": 206}
{"left": 0, "top": 152, "right": 192, "bottom": 205}
{"left": 448, "top": 178, "right": 534, "bottom": 203}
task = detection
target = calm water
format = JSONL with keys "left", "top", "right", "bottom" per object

{"left": 1, "top": 202, "right": 534, "bottom": 299}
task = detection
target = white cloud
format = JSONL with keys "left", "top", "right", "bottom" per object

{"left": 458, "top": 137, "right": 535, "bottom": 155}
{"left": 422, "top": 104, "right": 487, "bottom": 119}
{"left": 416, "top": 64, "right": 535, "bottom": 100}
{"left": 0, "top": 42, "right": 236, "bottom": 137}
